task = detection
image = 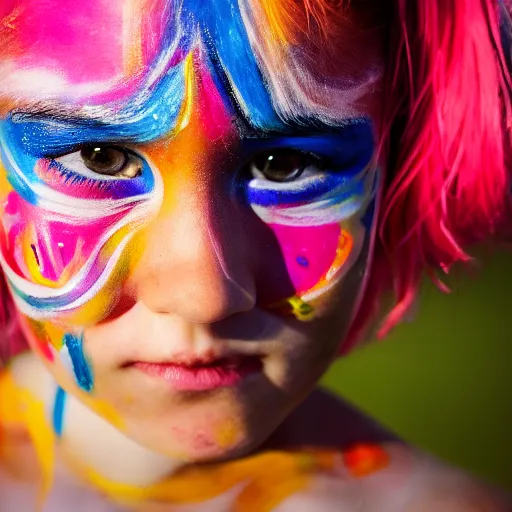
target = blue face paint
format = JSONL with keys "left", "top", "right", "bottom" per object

{"left": 5, "top": 65, "right": 187, "bottom": 158}
{"left": 0, "top": 120, "right": 156, "bottom": 206}
{"left": 63, "top": 333, "right": 94, "bottom": 392}
{"left": 244, "top": 120, "right": 375, "bottom": 209}
{"left": 52, "top": 386, "right": 67, "bottom": 437}
{"left": 242, "top": 120, "right": 375, "bottom": 163}
{"left": 187, "top": 0, "right": 283, "bottom": 131}
{"left": 296, "top": 256, "right": 309, "bottom": 267}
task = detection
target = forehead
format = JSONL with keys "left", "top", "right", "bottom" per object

{"left": 0, "top": 0, "right": 384, "bottom": 124}
{"left": 1, "top": 0, "right": 166, "bottom": 94}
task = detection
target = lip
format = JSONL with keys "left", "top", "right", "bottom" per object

{"left": 130, "top": 355, "right": 263, "bottom": 391}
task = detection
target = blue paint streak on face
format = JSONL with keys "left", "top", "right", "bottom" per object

{"left": 7, "top": 252, "right": 106, "bottom": 311}
{"left": 63, "top": 333, "right": 94, "bottom": 392}
{"left": 6, "top": 65, "right": 186, "bottom": 157}
{"left": 0, "top": 122, "right": 44, "bottom": 206}
{"left": 2, "top": 0, "right": 371, "bottom": 159}
{"left": 187, "top": 0, "right": 283, "bottom": 131}
{"left": 0, "top": 122, "right": 156, "bottom": 207}
{"left": 6, "top": 0, "right": 284, "bottom": 149}
{"left": 245, "top": 121, "right": 375, "bottom": 207}
{"left": 243, "top": 120, "right": 375, "bottom": 167}
{"left": 248, "top": 173, "right": 365, "bottom": 208}
{"left": 52, "top": 386, "right": 67, "bottom": 437}
{"left": 46, "top": 157, "right": 155, "bottom": 200}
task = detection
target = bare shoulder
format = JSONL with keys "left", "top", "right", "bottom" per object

{"left": 367, "top": 443, "right": 510, "bottom": 511}
{"left": 268, "top": 390, "right": 510, "bottom": 510}
{"left": 275, "top": 442, "right": 511, "bottom": 512}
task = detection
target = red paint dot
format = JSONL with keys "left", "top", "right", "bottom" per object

{"left": 343, "top": 443, "right": 390, "bottom": 478}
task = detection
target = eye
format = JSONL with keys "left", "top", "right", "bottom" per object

{"left": 249, "top": 149, "right": 322, "bottom": 182}
{"left": 79, "top": 145, "right": 142, "bottom": 178}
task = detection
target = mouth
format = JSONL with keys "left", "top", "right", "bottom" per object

{"left": 128, "top": 355, "right": 264, "bottom": 392}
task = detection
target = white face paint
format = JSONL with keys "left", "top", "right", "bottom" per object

{"left": 0, "top": 0, "right": 385, "bottom": 468}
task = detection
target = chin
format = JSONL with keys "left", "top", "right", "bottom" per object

{"left": 124, "top": 418, "right": 268, "bottom": 464}
{"left": 114, "top": 394, "right": 281, "bottom": 463}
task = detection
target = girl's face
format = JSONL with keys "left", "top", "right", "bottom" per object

{"left": 0, "top": 1, "right": 384, "bottom": 460}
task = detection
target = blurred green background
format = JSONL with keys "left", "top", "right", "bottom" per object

{"left": 321, "top": 248, "right": 512, "bottom": 489}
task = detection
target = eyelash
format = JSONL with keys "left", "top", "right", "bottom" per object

{"left": 242, "top": 150, "right": 369, "bottom": 207}
{"left": 41, "top": 142, "right": 369, "bottom": 210}
{"left": 45, "top": 159, "right": 118, "bottom": 191}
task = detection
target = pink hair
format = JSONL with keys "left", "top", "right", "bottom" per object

{"left": 344, "top": 0, "right": 512, "bottom": 351}
{"left": 0, "top": 0, "right": 511, "bottom": 359}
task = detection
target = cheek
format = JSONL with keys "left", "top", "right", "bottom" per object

{"left": 18, "top": 317, "right": 89, "bottom": 384}
{"left": 262, "top": 215, "right": 369, "bottom": 322}
{"left": 269, "top": 223, "right": 351, "bottom": 294}
{"left": 2, "top": 191, "right": 120, "bottom": 284}
{"left": 0, "top": 190, "right": 127, "bottom": 325}
{"left": 0, "top": 148, "right": 161, "bottom": 326}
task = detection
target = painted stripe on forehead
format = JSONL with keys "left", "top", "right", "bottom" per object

{"left": 3, "top": 0, "right": 376, "bottom": 156}
{"left": 186, "top": 0, "right": 281, "bottom": 130}
{"left": 3, "top": 0, "right": 313, "bottom": 152}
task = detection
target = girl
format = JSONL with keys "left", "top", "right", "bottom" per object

{"left": 0, "top": 0, "right": 510, "bottom": 510}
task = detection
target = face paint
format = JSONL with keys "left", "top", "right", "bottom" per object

{"left": 0, "top": 1, "right": 384, "bottom": 465}
{"left": 244, "top": 122, "right": 378, "bottom": 320}
{"left": 61, "top": 333, "right": 94, "bottom": 392}
{"left": 52, "top": 386, "right": 68, "bottom": 438}
{"left": 0, "top": 2, "right": 379, "bottom": 313}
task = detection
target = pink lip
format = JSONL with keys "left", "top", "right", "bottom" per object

{"left": 131, "top": 356, "right": 263, "bottom": 391}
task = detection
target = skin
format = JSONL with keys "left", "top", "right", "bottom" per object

{"left": 0, "top": 0, "right": 383, "bottom": 461}
{"left": 0, "top": 2, "right": 510, "bottom": 511}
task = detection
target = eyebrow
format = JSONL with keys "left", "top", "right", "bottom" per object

{"left": 4, "top": 3, "right": 366, "bottom": 157}
{"left": 8, "top": 107, "right": 366, "bottom": 159}
{"left": 5, "top": 63, "right": 188, "bottom": 157}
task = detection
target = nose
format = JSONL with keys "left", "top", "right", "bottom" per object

{"left": 127, "top": 57, "right": 259, "bottom": 324}
{"left": 130, "top": 144, "right": 257, "bottom": 325}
